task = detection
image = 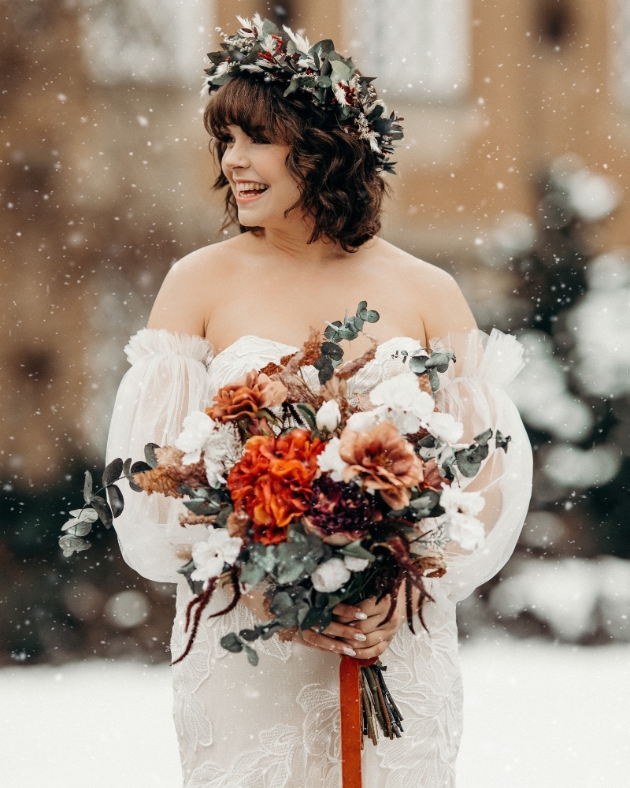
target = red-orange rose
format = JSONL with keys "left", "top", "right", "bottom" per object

{"left": 227, "top": 428, "right": 324, "bottom": 545}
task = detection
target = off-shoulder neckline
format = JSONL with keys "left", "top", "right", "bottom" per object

{"left": 213, "top": 333, "right": 421, "bottom": 361}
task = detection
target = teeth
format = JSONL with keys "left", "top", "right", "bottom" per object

{"left": 237, "top": 182, "right": 268, "bottom": 193}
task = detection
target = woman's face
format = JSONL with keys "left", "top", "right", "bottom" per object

{"left": 221, "top": 125, "right": 300, "bottom": 230}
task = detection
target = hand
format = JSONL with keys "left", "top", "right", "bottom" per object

{"left": 299, "top": 591, "right": 407, "bottom": 660}
{"left": 331, "top": 593, "right": 407, "bottom": 660}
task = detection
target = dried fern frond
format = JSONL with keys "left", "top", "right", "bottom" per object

{"left": 335, "top": 334, "right": 378, "bottom": 380}
{"left": 179, "top": 512, "right": 218, "bottom": 527}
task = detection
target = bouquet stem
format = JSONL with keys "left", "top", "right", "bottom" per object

{"left": 339, "top": 656, "right": 404, "bottom": 787}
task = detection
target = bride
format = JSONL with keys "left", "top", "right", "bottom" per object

{"left": 106, "top": 15, "right": 532, "bottom": 787}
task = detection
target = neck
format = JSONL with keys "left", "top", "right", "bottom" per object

{"left": 259, "top": 218, "right": 351, "bottom": 265}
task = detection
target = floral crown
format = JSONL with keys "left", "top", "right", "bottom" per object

{"left": 203, "top": 14, "right": 404, "bottom": 174}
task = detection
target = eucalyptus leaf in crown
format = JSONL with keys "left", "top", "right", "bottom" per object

{"left": 203, "top": 14, "right": 404, "bottom": 174}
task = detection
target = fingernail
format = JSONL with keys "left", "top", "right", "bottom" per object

{"left": 353, "top": 633, "right": 367, "bottom": 642}
{"left": 355, "top": 612, "right": 368, "bottom": 620}
{"left": 342, "top": 647, "right": 356, "bottom": 657}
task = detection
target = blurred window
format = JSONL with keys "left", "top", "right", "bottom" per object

{"left": 343, "top": 0, "right": 470, "bottom": 102}
{"left": 80, "top": 0, "right": 211, "bottom": 85}
{"left": 614, "top": 0, "right": 630, "bottom": 108}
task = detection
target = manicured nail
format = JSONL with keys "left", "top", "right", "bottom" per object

{"left": 355, "top": 612, "right": 368, "bottom": 620}
{"left": 353, "top": 633, "right": 367, "bottom": 642}
{"left": 342, "top": 647, "right": 357, "bottom": 656}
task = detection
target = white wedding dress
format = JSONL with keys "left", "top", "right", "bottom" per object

{"left": 106, "top": 328, "right": 533, "bottom": 788}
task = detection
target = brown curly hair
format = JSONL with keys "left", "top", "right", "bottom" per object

{"left": 204, "top": 77, "right": 391, "bottom": 252}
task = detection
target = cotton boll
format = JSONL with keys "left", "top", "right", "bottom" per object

{"left": 316, "top": 400, "right": 341, "bottom": 432}
{"left": 311, "top": 557, "right": 351, "bottom": 593}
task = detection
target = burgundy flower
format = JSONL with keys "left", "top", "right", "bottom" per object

{"left": 303, "top": 476, "right": 374, "bottom": 546}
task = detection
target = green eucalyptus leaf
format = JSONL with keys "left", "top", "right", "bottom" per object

{"left": 144, "top": 443, "right": 160, "bottom": 469}
{"left": 62, "top": 519, "right": 93, "bottom": 537}
{"left": 69, "top": 508, "right": 99, "bottom": 523}
{"left": 239, "top": 628, "right": 260, "bottom": 642}
{"left": 107, "top": 484, "right": 124, "bottom": 518}
{"left": 83, "top": 470, "right": 93, "bottom": 505}
{"left": 90, "top": 494, "right": 113, "bottom": 529}
{"left": 59, "top": 534, "right": 91, "bottom": 556}
{"left": 321, "top": 342, "right": 344, "bottom": 360}
{"left": 408, "top": 357, "right": 427, "bottom": 376}
{"left": 102, "top": 458, "right": 123, "bottom": 488}
{"left": 239, "top": 562, "right": 266, "bottom": 587}
{"left": 340, "top": 541, "right": 375, "bottom": 562}
{"left": 220, "top": 632, "right": 243, "bottom": 653}
{"left": 496, "top": 430, "right": 512, "bottom": 452}
{"left": 244, "top": 644, "right": 259, "bottom": 666}
{"left": 474, "top": 428, "right": 493, "bottom": 446}
{"left": 366, "top": 309, "right": 380, "bottom": 323}
{"left": 300, "top": 606, "right": 324, "bottom": 631}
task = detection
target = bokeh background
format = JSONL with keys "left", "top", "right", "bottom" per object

{"left": 2, "top": 1, "right": 630, "bottom": 785}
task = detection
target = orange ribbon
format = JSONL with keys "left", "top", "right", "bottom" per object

{"left": 339, "top": 655, "right": 378, "bottom": 788}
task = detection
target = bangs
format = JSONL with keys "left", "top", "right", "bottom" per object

{"left": 204, "top": 78, "right": 292, "bottom": 144}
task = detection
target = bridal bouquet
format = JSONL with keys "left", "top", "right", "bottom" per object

{"left": 59, "top": 302, "right": 509, "bottom": 745}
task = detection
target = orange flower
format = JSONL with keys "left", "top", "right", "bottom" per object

{"left": 227, "top": 428, "right": 324, "bottom": 545}
{"left": 208, "top": 370, "right": 287, "bottom": 423}
{"left": 339, "top": 422, "right": 424, "bottom": 510}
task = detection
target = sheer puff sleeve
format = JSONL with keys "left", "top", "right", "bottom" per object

{"left": 105, "top": 329, "right": 215, "bottom": 583}
{"left": 432, "top": 329, "right": 533, "bottom": 603}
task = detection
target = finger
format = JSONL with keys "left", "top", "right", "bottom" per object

{"left": 356, "top": 596, "right": 392, "bottom": 617}
{"left": 300, "top": 629, "right": 357, "bottom": 657}
{"left": 332, "top": 602, "right": 369, "bottom": 621}
{"left": 320, "top": 620, "right": 368, "bottom": 644}
{"left": 351, "top": 640, "right": 389, "bottom": 660}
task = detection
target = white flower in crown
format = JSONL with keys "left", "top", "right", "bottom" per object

{"left": 191, "top": 528, "right": 243, "bottom": 588}
{"left": 440, "top": 485, "right": 485, "bottom": 551}
{"left": 317, "top": 436, "right": 349, "bottom": 482}
{"left": 176, "top": 411, "right": 218, "bottom": 464}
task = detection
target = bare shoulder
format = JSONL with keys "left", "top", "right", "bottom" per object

{"left": 371, "top": 238, "right": 477, "bottom": 337}
{"left": 146, "top": 236, "right": 243, "bottom": 335}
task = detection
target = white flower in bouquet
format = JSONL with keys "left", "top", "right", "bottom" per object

{"left": 425, "top": 411, "right": 464, "bottom": 444}
{"left": 311, "top": 557, "right": 351, "bottom": 593}
{"left": 317, "top": 436, "right": 349, "bottom": 482}
{"left": 191, "top": 528, "right": 243, "bottom": 587}
{"left": 440, "top": 485, "right": 486, "bottom": 551}
{"left": 370, "top": 372, "right": 434, "bottom": 417}
{"left": 343, "top": 555, "right": 370, "bottom": 572}
{"left": 346, "top": 408, "right": 383, "bottom": 432}
{"left": 176, "top": 411, "right": 217, "bottom": 464}
{"left": 202, "top": 423, "right": 243, "bottom": 487}
{"left": 316, "top": 400, "right": 341, "bottom": 432}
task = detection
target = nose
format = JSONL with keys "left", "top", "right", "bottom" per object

{"left": 222, "top": 138, "right": 250, "bottom": 172}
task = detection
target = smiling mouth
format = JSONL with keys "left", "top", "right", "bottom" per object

{"left": 235, "top": 182, "right": 269, "bottom": 200}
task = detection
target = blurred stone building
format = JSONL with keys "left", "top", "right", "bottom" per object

{"left": 2, "top": 0, "right": 630, "bottom": 660}
{"left": 2, "top": 0, "right": 629, "bottom": 483}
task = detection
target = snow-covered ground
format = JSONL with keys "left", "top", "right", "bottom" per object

{"left": 2, "top": 639, "right": 629, "bottom": 787}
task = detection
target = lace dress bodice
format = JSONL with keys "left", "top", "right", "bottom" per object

{"left": 106, "top": 329, "right": 532, "bottom": 787}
